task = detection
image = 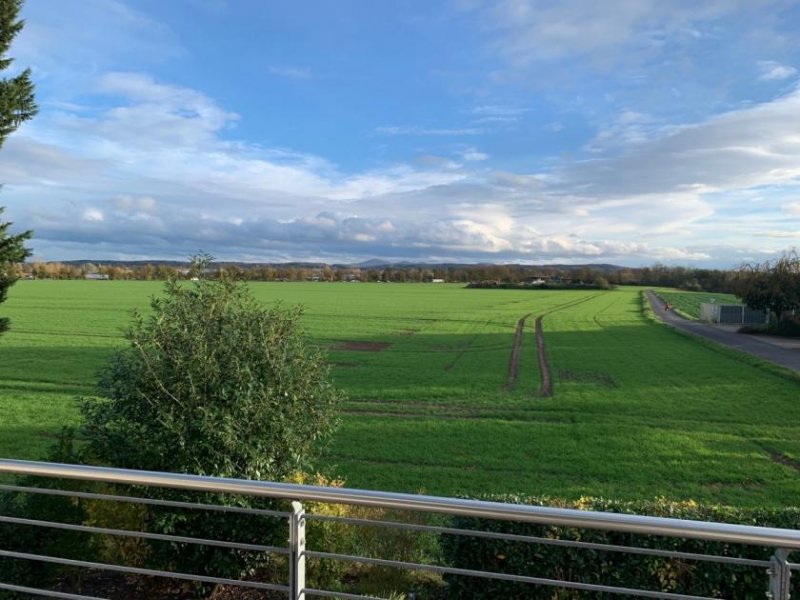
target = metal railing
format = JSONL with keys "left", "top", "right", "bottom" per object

{"left": 1, "top": 459, "right": 799, "bottom": 599}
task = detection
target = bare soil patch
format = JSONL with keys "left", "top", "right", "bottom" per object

{"left": 759, "top": 444, "right": 800, "bottom": 474}
{"left": 557, "top": 368, "right": 616, "bottom": 388}
{"left": 333, "top": 341, "right": 391, "bottom": 352}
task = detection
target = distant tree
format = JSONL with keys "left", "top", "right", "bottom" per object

{"left": 0, "top": 0, "right": 37, "bottom": 337}
{"left": 733, "top": 249, "right": 800, "bottom": 321}
{"left": 0, "top": 208, "right": 30, "bottom": 332}
{"left": 0, "top": 0, "right": 35, "bottom": 147}
{"left": 81, "top": 262, "right": 98, "bottom": 274}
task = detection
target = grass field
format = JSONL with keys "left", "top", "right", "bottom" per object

{"left": 2, "top": 281, "right": 800, "bottom": 508}
{"left": 656, "top": 290, "right": 741, "bottom": 319}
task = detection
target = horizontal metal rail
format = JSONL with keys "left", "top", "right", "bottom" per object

{"left": 0, "top": 549, "right": 290, "bottom": 594}
{"left": 0, "top": 582, "right": 108, "bottom": 600}
{"left": 304, "top": 589, "right": 394, "bottom": 600}
{"left": 3, "top": 459, "right": 800, "bottom": 549}
{"left": 305, "top": 513, "right": 773, "bottom": 568}
{"left": 0, "top": 483, "right": 290, "bottom": 518}
{"left": 0, "top": 514, "right": 289, "bottom": 555}
{"left": 304, "top": 550, "right": 715, "bottom": 600}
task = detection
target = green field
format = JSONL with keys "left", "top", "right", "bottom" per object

{"left": 656, "top": 290, "right": 741, "bottom": 319}
{"left": 2, "top": 281, "right": 800, "bottom": 508}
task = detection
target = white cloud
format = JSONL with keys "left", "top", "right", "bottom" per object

{"left": 374, "top": 125, "right": 485, "bottom": 136}
{"left": 562, "top": 86, "right": 800, "bottom": 197}
{"left": 584, "top": 110, "right": 661, "bottom": 153}
{"left": 15, "top": 0, "right": 181, "bottom": 87}
{"left": 268, "top": 65, "right": 313, "bottom": 80}
{"left": 759, "top": 230, "right": 800, "bottom": 238}
{"left": 473, "top": 0, "right": 743, "bottom": 66}
{"left": 113, "top": 195, "right": 157, "bottom": 214}
{"left": 460, "top": 147, "right": 489, "bottom": 161}
{"left": 82, "top": 208, "right": 104, "bottom": 222}
{"left": 758, "top": 60, "right": 797, "bottom": 81}
{"left": 784, "top": 201, "right": 800, "bottom": 215}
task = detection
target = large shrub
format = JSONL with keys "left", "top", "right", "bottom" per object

{"left": 76, "top": 259, "right": 343, "bottom": 587}
{"left": 81, "top": 261, "right": 342, "bottom": 478}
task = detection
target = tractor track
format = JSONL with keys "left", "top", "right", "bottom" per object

{"left": 503, "top": 313, "right": 532, "bottom": 390}
{"left": 531, "top": 293, "right": 604, "bottom": 398}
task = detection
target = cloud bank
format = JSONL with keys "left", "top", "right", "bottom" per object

{"left": 2, "top": 1, "right": 799, "bottom": 266}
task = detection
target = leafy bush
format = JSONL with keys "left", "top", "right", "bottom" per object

{"left": 442, "top": 495, "right": 800, "bottom": 599}
{"left": 75, "top": 257, "right": 343, "bottom": 586}
{"left": 740, "top": 318, "right": 800, "bottom": 337}
{"left": 289, "top": 472, "right": 443, "bottom": 597}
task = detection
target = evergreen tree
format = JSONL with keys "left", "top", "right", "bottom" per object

{"left": 0, "top": 0, "right": 36, "bottom": 337}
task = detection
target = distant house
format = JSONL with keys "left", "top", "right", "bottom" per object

{"left": 85, "top": 273, "right": 109, "bottom": 280}
{"left": 431, "top": 278, "right": 445, "bottom": 283}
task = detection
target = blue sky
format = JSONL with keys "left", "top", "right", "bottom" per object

{"left": 2, "top": 0, "right": 800, "bottom": 266}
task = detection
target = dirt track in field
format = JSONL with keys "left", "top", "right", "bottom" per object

{"left": 535, "top": 316, "right": 553, "bottom": 397}
{"left": 333, "top": 341, "right": 391, "bottom": 352}
{"left": 504, "top": 313, "right": 531, "bottom": 390}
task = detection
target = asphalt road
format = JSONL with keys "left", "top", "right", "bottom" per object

{"left": 645, "top": 290, "right": 800, "bottom": 373}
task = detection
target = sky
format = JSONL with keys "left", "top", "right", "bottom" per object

{"left": 2, "top": 0, "right": 800, "bottom": 267}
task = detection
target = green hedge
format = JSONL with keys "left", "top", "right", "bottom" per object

{"left": 441, "top": 496, "right": 800, "bottom": 599}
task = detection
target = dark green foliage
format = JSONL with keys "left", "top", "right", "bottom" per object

{"left": 442, "top": 496, "right": 800, "bottom": 599}
{"left": 0, "top": 207, "right": 31, "bottom": 335}
{"left": 741, "top": 319, "right": 800, "bottom": 337}
{"left": 0, "top": 429, "right": 97, "bottom": 599}
{"left": 0, "top": 0, "right": 36, "bottom": 146}
{"left": 80, "top": 262, "right": 342, "bottom": 478}
{"left": 75, "top": 259, "right": 343, "bottom": 583}
{"left": 0, "top": 0, "right": 35, "bottom": 338}
{"left": 733, "top": 249, "right": 800, "bottom": 321}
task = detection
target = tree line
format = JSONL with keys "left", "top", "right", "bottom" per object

{"left": 14, "top": 260, "right": 741, "bottom": 290}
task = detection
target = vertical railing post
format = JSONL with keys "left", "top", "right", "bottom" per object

{"left": 289, "top": 500, "right": 306, "bottom": 600}
{"left": 768, "top": 548, "right": 791, "bottom": 600}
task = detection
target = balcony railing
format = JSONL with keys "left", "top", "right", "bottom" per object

{"left": 1, "top": 458, "right": 799, "bottom": 599}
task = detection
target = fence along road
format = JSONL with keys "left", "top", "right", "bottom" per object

{"left": 646, "top": 290, "right": 800, "bottom": 373}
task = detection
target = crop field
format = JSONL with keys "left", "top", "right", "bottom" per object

{"left": 2, "top": 281, "right": 800, "bottom": 508}
{"left": 656, "top": 290, "right": 741, "bottom": 319}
